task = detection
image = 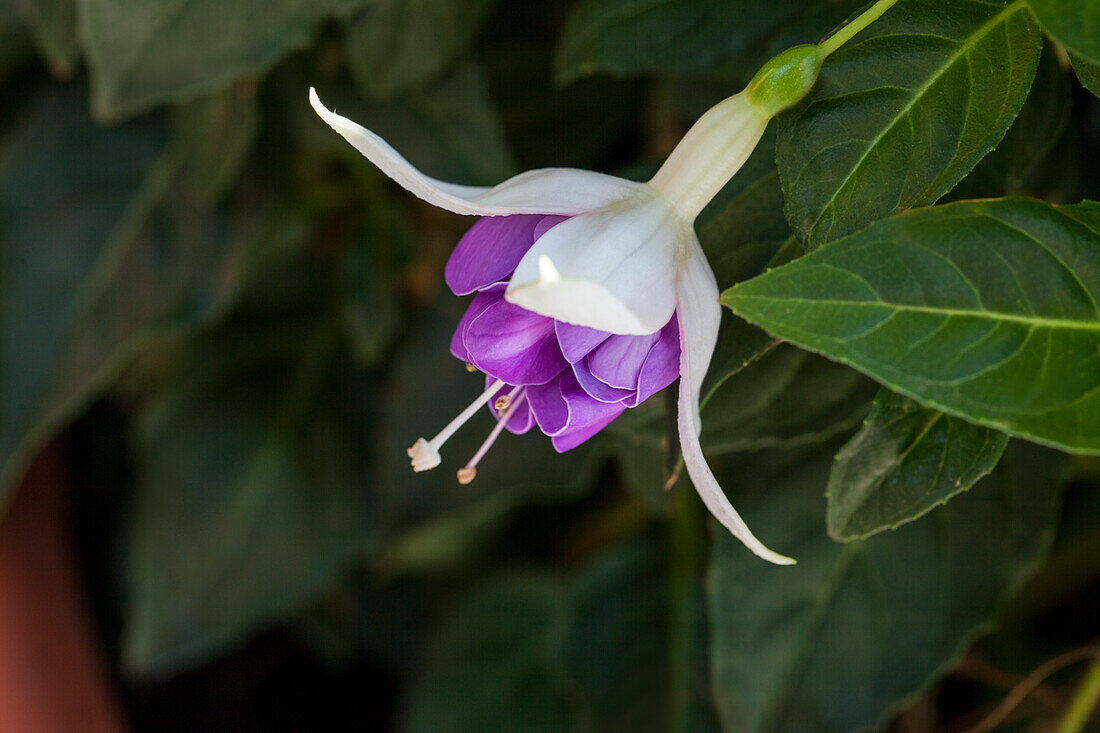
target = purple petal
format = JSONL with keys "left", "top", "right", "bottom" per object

{"left": 450, "top": 284, "right": 506, "bottom": 362}
{"left": 555, "top": 321, "right": 610, "bottom": 363}
{"left": 487, "top": 379, "right": 536, "bottom": 434}
{"left": 445, "top": 215, "right": 544, "bottom": 296}
{"left": 587, "top": 331, "right": 662, "bottom": 389}
{"left": 550, "top": 371, "right": 627, "bottom": 451}
{"left": 624, "top": 314, "right": 682, "bottom": 405}
{"left": 572, "top": 361, "right": 633, "bottom": 403}
{"left": 551, "top": 407, "right": 624, "bottom": 451}
{"left": 534, "top": 215, "right": 569, "bottom": 240}
{"left": 527, "top": 370, "right": 626, "bottom": 450}
{"left": 526, "top": 377, "right": 569, "bottom": 435}
{"left": 629, "top": 317, "right": 680, "bottom": 406}
{"left": 464, "top": 299, "right": 567, "bottom": 385}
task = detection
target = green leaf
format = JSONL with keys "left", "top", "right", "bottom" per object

{"left": 344, "top": 0, "right": 496, "bottom": 98}
{"left": 0, "top": 84, "right": 244, "bottom": 513}
{"left": 723, "top": 198, "right": 1100, "bottom": 455}
{"left": 400, "top": 535, "right": 719, "bottom": 732}
{"left": 826, "top": 390, "right": 1009, "bottom": 541}
{"left": 1071, "top": 52, "right": 1100, "bottom": 96}
{"left": 701, "top": 345, "right": 877, "bottom": 454}
{"left": 80, "top": 0, "right": 370, "bottom": 120}
{"left": 559, "top": 537, "right": 671, "bottom": 732}
{"left": 555, "top": 0, "right": 858, "bottom": 83}
{"left": 398, "top": 573, "right": 574, "bottom": 733}
{"left": 1026, "top": 0, "right": 1100, "bottom": 63}
{"left": 16, "top": 0, "right": 77, "bottom": 76}
{"left": 948, "top": 43, "right": 1072, "bottom": 200}
{"left": 777, "top": 0, "right": 1042, "bottom": 250}
{"left": 338, "top": 227, "right": 407, "bottom": 366}
{"left": 708, "top": 440, "right": 1068, "bottom": 733}
{"left": 123, "top": 276, "right": 380, "bottom": 675}
{"left": 174, "top": 81, "right": 260, "bottom": 205}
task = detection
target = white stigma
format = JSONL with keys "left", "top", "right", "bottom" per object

{"left": 407, "top": 378, "right": 506, "bottom": 473}
{"left": 407, "top": 438, "right": 441, "bottom": 472}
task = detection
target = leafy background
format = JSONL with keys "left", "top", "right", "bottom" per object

{"left": 0, "top": 0, "right": 1098, "bottom": 730}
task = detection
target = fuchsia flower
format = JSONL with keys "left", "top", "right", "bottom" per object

{"left": 310, "top": 46, "right": 821, "bottom": 564}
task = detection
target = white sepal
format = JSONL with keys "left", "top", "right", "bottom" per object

{"left": 674, "top": 243, "right": 795, "bottom": 565}
{"left": 505, "top": 195, "right": 684, "bottom": 335}
{"left": 310, "top": 88, "right": 643, "bottom": 216}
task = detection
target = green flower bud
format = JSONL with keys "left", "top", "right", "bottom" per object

{"left": 746, "top": 44, "right": 823, "bottom": 117}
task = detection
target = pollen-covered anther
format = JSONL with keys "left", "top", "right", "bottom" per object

{"left": 465, "top": 362, "right": 477, "bottom": 372}
{"left": 458, "top": 386, "right": 525, "bottom": 484}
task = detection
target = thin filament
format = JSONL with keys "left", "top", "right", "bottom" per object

{"left": 459, "top": 387, "right": 525, "bottom": 483}
{"left": 429, "top": 378, "right": 506, "bottom": 450}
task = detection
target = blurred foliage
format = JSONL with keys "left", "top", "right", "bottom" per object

{"left": 1, "top": 0, "right": 1098, "bottom": 731}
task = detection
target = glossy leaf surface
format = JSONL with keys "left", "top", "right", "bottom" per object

{"left": 724, "top": 198, "right": 1100, "bottom": 454}
{"left": 1027, "top": 0, "right": 1100, "bottom": 62}
{"left": 777, "top": 0, "right": 1042, "bottom": 249}
{"left": 826, "top": 390, "right": 1008, "bottom": 541}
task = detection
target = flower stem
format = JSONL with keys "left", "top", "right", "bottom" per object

{"left": 818, "top": 0, "right": 901, "bottom": 57}
{"left": 1059, "top": 661, "right": 1100, "bottom": 733}
{"left": 668, "top": 485, "right": 705, "bottom": 733}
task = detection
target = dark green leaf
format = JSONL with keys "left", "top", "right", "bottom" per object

{"left": 338, "top": 235, "right": 404, "bottom": 366}
{"left": 398, "top": 573, "right": 574, "bottom": 733}
{"left": 701, "top": 345, "right": 877, "bottom": 454}
{"left": 949, "top": 43, "right": 1072, "bottom": 200}
{"left": 1026, "top": 0, "right": 1100, "bottom": 63}
{"left": 123, "top": 281, "right": 380, "bottom": 675}
{"left": 555, "top": 0, "right": 858, "bottom": 83}
{"left": 777, "top": 0, "right": 1042, "bottom": 250}
{"left": 708, "top": 440, "right": 1068, "bottom": 733}
{"left": 560, "top": 537, "right": 670, "bottom": 733}
{"left": 174, "top": 82, "right": 260, "bottom": 204}
{"left": 0, "top": 85, "right": 243, "bottom": 512}
{"left": 827, "top": 390, "right": 1009, "bottom": 541}
{"left": 400, "top": 535, "right": 718, "bottom": 732}
{"left": 16, "top": 0, "right": 76, "bottom": 76}
{"left": 344, "top": 0, "right": 495, "bottom": 98}
{"left": 723, "top": 198, "right": 1100, "bottom": 454}
{"left": 80, "top": 0, "right": 370, "bottom": 120}
{"left": 1071, "top": 52, "right": 1100, "bottom": 96}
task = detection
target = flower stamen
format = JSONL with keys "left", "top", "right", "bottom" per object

{"left": 407, "top": 378, "right": 506, "bottom": 472}
{"left": 458, "top": 387, "right": 525, "bottom": 484}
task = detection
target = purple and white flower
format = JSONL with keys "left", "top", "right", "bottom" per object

{"left": 310, "top": 84, "right": 794, "bottom": 564}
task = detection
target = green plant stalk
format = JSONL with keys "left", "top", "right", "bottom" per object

{"left": 819, "top": 0, "right": 901, "bottom": 57}
{"left": 1059, "top": 661, "right": 1100, "bottom": 733}
{"left": 669, "top": 485, "right": 705, "bottom": 733}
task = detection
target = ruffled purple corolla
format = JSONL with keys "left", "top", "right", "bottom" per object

{"left": 446, "top": 214, "right": 680, "bottom": 464}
